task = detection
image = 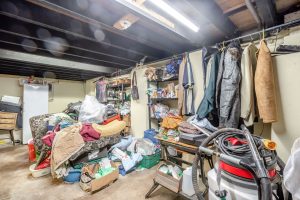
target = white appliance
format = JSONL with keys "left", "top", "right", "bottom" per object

{"left": 22, "top": 84, "right": 48, "bottom": 144}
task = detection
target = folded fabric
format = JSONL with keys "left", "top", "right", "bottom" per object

{"left": 41, "top": 131, "right": 56, "bottom": 147}
{"left": 92, "top": 120, "right": 126, "bottom": 137}
{"left": 80, "top": 123, "right": 101, "bottom": 142}
{"left": 51, "top": 124, "right": 85, "bottom": 178}
{"left": 161, "top": 115, "right": 183, "bottom": 129}
{"left": 178, "top": 127, "right": 200, "bottom": 134}
{"left": 179, "top": 121, "right": 198, "bottom": 130}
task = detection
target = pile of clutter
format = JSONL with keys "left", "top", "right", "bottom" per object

{"left": 28, "top": 95, "right": 161, "bottom": 193}
{"left": 147, "top": 83, "right": 177, "bottom": 99}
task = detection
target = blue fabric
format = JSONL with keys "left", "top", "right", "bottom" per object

{"left": 197, "top": 52, "right": 221, "bottom": 119}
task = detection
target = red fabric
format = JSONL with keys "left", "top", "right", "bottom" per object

{"left": 80, "top": 124, "right": 101, "bottom": 142}
{"left": 42, "top": 132, "right": 56, "bottom": 147}
{"left": 226, "top": 137, "right": 248, "bottom": 146}
{"left": 102, "top": 114, "right": 121, "bottom": 125}
{"left": 220, "top": 161, "right": 276, "bottom": 180}
{"left": 35, "top": 151, "right": 51, "bottom": 170}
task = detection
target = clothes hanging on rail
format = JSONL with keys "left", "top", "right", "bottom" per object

{"left": 255, "top": 40, "right": 278, "bottom": 123}
{"left": 219, "top": 41, "right": 242, "bottom": 128}
{"left": 240, "top": 43, "right": 258, "bottom": 126}
{"left": 182, "top": 53, "right": 195, "bottom": 115}
{"left": 196, "top": 51, "right": 221, "bottom": 119}
{"left": 178, "top": 55, "right": 187, "bottom": 116}
{"left": 202, "top": 47, "right": 218, "bottom": 91}
{"left": 215, "top": 50, "right": 225, "bottom": 110}
{"left": 96, "top": 80, "right": 107, "bottom": 103}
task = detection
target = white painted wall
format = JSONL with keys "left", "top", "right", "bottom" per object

{"left": 0, "top": 75, "right": 85, "bottom": 141}
{"left": 130, "top": 27, "right": 300, "bottom": 162}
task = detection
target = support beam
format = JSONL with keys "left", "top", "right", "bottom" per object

{"left": 187, "top": 0, "right": 239, "bottom": 36}
{"left": 0, "top": 49, "right": 115, "bottom": 73}
{"left": 113, "top": 0, "right": 194, "bottom": 41}
{"left": 26, "top": 0, "right": 174, "bottom": 54}
{"left": 256, "top": 0, "right": 277, "bottom": 27}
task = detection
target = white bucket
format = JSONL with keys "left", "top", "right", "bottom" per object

{"left": 181, "top": 167, "right": 195, "bottom": 196}
{"left": 29, "top": 164, "right": 50, "bottom": 178}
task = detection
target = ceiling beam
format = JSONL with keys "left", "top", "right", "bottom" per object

{"left": 187, "top": 0, "right": 239, "bottom": 36}
{"left": 256, "top": 0, "right": 277, "bottom": 27}
{"left": 26, "top": 0, "right": 173, "bottom": 54}
{"left": 0, "top": 11, "right": 160, "bottom": 59}
{"left": 0, "top": 49, "right": 115, "bottom": 73}
{"left": 223, "top": 1, "right": 256, "bottom": 17}
{"left": 113, "top": 0, "right": 195, "bottom": 41}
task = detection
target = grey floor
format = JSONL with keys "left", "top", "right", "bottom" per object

{"left": 0, "top": 145, "right": 181, "bottom": 200}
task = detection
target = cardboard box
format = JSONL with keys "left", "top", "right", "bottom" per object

{"left": 91, "top": 162, "right": 119, "bottom": 192}
{"left": 154, "top": 163, "right": 182, "bottom": 193}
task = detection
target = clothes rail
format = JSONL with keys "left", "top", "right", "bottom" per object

{"left": 112, "top": 18, "right": 300, "bottom": 76}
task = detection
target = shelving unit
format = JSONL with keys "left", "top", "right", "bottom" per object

{"left": 147, "top": 76, "right": 179, "bottom": 130}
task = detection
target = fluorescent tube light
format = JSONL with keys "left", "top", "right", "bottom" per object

{"left": 148, "top": 0, "right": 199, "bottom": 32}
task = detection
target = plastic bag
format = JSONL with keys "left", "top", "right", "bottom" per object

{"left": 78, "top": 95, "right": 106, "bottom": 123}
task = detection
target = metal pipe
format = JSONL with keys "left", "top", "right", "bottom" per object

{"left": 245, "top": 0, "right": 262, "bottom": 28}
{"left": 144, "top": 18, "right": 300, "bottom": 66}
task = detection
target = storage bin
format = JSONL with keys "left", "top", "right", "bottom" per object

{"left": 144, "top": 129, "right": 159, "bottom": 144}
{"left": 63, "top": 168, "right": 81, "bottom": 183}
{"left": 140, "top": 150, "right": 161, "bottom": 169}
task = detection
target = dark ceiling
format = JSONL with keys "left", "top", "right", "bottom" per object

{"left": 0, "top": 0, "right": 298, "bottom": 80}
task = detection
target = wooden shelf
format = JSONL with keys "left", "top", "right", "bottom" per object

{"left": 148, "top": 76, "right": 178, "bottom": 83}
{"left": 150, "top": 98, "right": 178, "bottom": 101}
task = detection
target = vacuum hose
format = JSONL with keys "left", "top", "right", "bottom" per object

{"left": 192, "top": 128, "right": 272, "bottom": 200}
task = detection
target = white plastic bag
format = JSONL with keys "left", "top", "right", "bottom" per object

{"left": 78, "top": 95, "right": 106, "bottom": 123}
{"left": 284, "top": 137, "right": 300, "bottom": 200}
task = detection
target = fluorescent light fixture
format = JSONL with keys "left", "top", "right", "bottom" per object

{"left": 148, "top": 0, "right": 199, "bottom": 32}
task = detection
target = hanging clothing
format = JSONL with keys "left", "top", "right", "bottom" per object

{"left": 96, "top": 80, "right": 107, "bottom": 103}
{"left": 219, "top": 41, "right": 242, "bottom": 128}
{"left": 197, "top": 51, "right": 221, "bottom": 119}
{"left": 178, "top": 55, "right": 187, "bottom": 115}
{"left": 255, "top": 40, "right": 278, "bottom": 123}
{"left": 182, "top": 53, "right": 195, "bottom": 115}
{"left": 215, "top": 50, "right": 225, "bottom": 110}
{"left": 202, "top": 47, "right": 218, "bottom": 91}
{"left": 240, "top": 43, "right": 258, "bottom": 126}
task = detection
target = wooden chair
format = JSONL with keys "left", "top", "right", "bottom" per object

{"left": 0, "top": 112, "right": 18, "bottom": 145}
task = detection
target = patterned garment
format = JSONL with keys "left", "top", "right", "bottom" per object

{"left": 69, "top": 133, "right": 121, "bottom": 161}
{"left": 29, "top": 113, "right": 75, "bottom": 153}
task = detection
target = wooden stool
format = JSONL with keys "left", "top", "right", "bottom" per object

{"left": 0, "top": 112, "right": 18, "bottom": 145}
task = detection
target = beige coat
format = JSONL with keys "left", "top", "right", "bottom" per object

{"left": 255, "top": 40, "right": 278, "bottom": 123}
{"left": 178, "top": 55, "right": 187, "bottom": 115}
{"left": 240, "top": 43, "right": 258, "bottom": 126}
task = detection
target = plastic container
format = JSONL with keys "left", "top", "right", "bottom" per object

{"left": 29, "top": 164, "right": 50, "bottom": 178}
{"left": 27, "top": 139, "right": 36, "bottom": 162}
{"left": 63, "top": 168, "right": 81, "bottom": 183}
{"left": 182, "top": 167, "right": 195, "bottom": 196}
{"left": 140, "top": 150, "right": 161, "bottom": 169}
{"left": 144, "top": 129, "right": 159, "bottom": 144}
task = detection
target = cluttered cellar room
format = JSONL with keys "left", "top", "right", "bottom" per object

{"left": 0, "top": 0, "right": 300, "bottom": 200}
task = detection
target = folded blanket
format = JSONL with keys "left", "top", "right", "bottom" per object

{"left": 51, "top": 124, "right": 85, "bottom": 178}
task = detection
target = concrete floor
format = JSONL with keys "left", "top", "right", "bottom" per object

{"left": 0, "top": 145, "right": 181, "bottom": 200}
